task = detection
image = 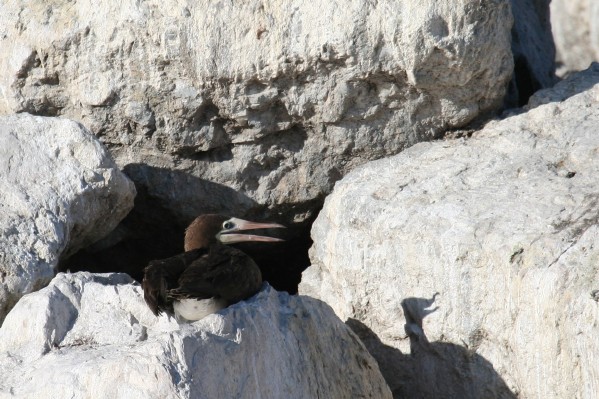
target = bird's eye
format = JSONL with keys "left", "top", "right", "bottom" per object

{"left": 223, "top": 221, "right": 234, "bottom": 230}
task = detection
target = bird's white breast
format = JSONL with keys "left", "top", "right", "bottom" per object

{"left": 173, "top": 298, "right": 227, "bottom": 321}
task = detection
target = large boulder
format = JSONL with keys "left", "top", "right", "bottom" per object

{"left": 300, "top": 67, "right": 599, "bottom": 398}
{"left": 0, "top": 0, "right": 514, "bottom": 225}
{"left": 0, "top": 114, "right": 135, "bottom": 324}
{"left": 551, "top": 0, "right": 599, "bottom": 76}
{"left": 0, "top": 272, "right": 391, "bottom": 399}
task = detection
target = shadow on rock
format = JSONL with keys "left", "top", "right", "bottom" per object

{"left": 347, "top": 294, "right": 517, "bottom": 399}
{"left": 526, "top": 62, "right": 599, "bottom": 107}
{"left": 59, "top": 164, "right": 315, "bottom": 293}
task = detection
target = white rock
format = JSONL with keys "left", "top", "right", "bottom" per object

{"left": 0, "top": 114, "right": 135, "bottom": 323}
{"left": 300, "top": 69, "right": 599, "bottom": 398}
{"left": 551, "top": 0, "right": 599, "bottom": 76}
{"left": 0, "top": 272, "right": 391, "bottom": 399}
{"left": 0, "top": 0, "right": 514, "bottom": 223}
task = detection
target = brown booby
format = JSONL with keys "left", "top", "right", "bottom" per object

{"left": 142, "top": 214, "right": 284, "bottom": 322}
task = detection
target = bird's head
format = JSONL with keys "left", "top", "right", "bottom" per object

{"left": 184, "top": 214, "right": 285, "bottom": 251}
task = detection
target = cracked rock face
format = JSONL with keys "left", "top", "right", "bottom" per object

{"left": 0, "top": 0, "right": 513, "bottom": 224}
{"left": 0, "top": 114, "right": 135, "bottom": 324}
{"left": 0, "top": 272, "right": 391, "bottom": 399}
{"left": 300, "top": 67, "right": 599, "bottom": 398}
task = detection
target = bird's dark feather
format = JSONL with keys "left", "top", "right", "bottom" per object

{"left": 174, "top": 244, "right": 262, "bottom": 303}
{"left": 142, "top": 244, "right": 262, "bottom": 316}
{"left": 142, "top": 248, "right": 207, "bottom": 316}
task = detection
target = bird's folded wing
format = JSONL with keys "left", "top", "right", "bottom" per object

{"left": 142, "top": 248, "right": 207, "bottom": 315}
{"left": 174, "top": 245, "right": 260, "bottom": 302}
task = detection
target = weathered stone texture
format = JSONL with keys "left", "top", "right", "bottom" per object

{"left": 551, "top": 0, "right": 599, "bottom": 75}
{"left": 0, "top": 114, "right": 135, "bottom": 323}
{"left": 0, "top": 0, "right": 513, "bottom": 223}
{"left": 0, "top": 272, "right": 391, "bottom": 399}
{"left": 300, "top": 68, "right": 599, "bottom": 398}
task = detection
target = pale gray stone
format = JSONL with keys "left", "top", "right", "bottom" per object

{"left": 551, "top": 0, "right": 599, "bottom": 76}
{"left": 0, "top": 114, "right": 135, "bottom": 323}
{"left": 300, "top": 70, "right": 599, "bottom": 398}
{"left": 0, "top": 0, "right": 514, "bottom": 223}
{"left": 0, "top": 272, "right": 391, "bottom": 399}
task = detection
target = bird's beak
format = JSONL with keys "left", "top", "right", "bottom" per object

{"left": 219, "top": 217, "right": 286, "bottom": 244}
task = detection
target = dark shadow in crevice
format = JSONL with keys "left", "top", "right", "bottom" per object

{"left": 59, "top": 165, "right": 318, "bottom": 294}
{"left": 59, "top": 177, "right": 187, "bottom": 282}
{"left": 512, "top": 56, "right": 542, "bottom": 108}
{"left": 505, "top": 62, "right": 599, "bottom": 116}
{"left": 526, "top": 62, "right": 599, "bottom": 106}
{"left": 234, "top": 198, "right": 321, "bottom": 294}
{"left": 346, "top": 294, "right": 518, "bottom": 399}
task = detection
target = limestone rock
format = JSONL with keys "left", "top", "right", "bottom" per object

{"left": 0, "top": 0, "right": 514, "bottom": 224}
{"left": 0, "top": 272, "right": 391, "bottom": 399}
{"left": 551, "top": 0, "right": 599, "bottom": 76}
{"left": 300, "top": 69, "right": 599, "bottom": 398}
{"left": 0, "top": 114, "right": 135, "bottom": 323}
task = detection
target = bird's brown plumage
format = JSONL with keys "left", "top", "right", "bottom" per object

{"left": 142, "top": 214, "right": 282, "bottom": 319}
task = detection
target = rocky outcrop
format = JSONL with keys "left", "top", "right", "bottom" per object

{"left": 0, "top": 272, "right": 391, "bottom": 399}
{"left": 551, "top": 0, "right": 599, "bottom": 75}
{"left": 0, "top": 114, "right": 135, "bottom": 323}
{"left": 0, "top": 0, "right": 514, "bottom": 226}
{"left": 300, "top": 67, "right": 599, "bottom": 398}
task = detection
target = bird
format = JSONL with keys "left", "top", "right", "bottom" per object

{"left": 142, "top": 214, "right": 285, "bottom": 322}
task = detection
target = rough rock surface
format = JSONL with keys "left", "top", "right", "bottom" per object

{"left": 0, "top": 272, "right": 391, "bottom": 399}
{"left": 507, "top": 0, "right": 556, "bottom": 106}
{"left": 527, "top": 62, "right": 599, "bottom": 109}
{"left": 551, "top": 0, "right": 599, "bottom": 75}
{"left": 0, "top": 0, "right": 513, "bottom": 225}
{"left": 300, "top": 68, "right": 599, "bottom": 398}
{"left": 0, "top": 114, "right": 135, "bottom": 323}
